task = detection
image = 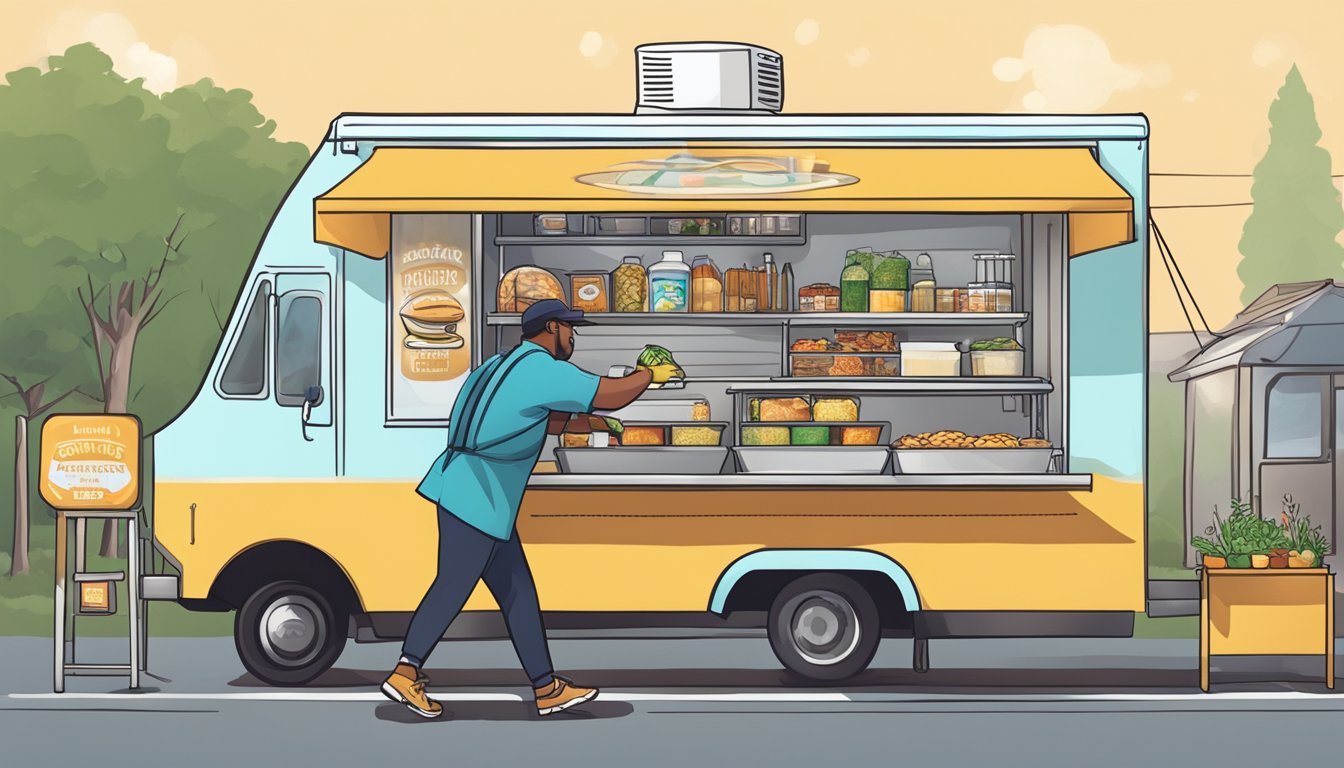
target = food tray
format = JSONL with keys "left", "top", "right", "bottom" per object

{"left": 891, "top": 447, "right": 1056, "bottom": 474}
{"left": 555, "top": 446, "right": 729, "bottom": 475}
{"left": 733, "top": 446, "right": 891, "bottom": 475}
{"left": 604, "top": 398, "right": 707, "bottom": 422}
{"left": 737, "top": 422, "right": 890, "bottom": 446}
{"left": 617, "top": 422, "right": 729, "bottom": 447}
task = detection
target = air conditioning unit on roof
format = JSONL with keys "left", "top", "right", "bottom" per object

{"left": 635, "top": 42, "right": 783, "bottom": 115}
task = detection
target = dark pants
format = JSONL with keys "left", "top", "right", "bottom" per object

{"left": 400, "top": 507, "right": 555, "bottom": 688}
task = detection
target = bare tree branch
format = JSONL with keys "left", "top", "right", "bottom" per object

{"left": 78, "top": 276, "right": 116, "bottom": 338}
{"left": 31, "top": 387, "right": 78, "bottom": 418}
{"left": 142, "top": 288, "right": 187, "bottom": 328}
{"left": 143, "top": 214, "right": 186, "bottom": 303}
{"left": 78, "top": 277, "right": 111, "bottom": 404}
{"left": 204, "top": 281, "right": 224, "bottom": 332}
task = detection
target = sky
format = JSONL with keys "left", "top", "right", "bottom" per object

{"left": 4, "top": 0, "right": 1343, "bottom": 332}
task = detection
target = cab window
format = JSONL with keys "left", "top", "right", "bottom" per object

{"left": 218, "top": 281, "right": 271, "bottom": 397}
{"left": 275, "top": 292, "right": 324, "bottom": 406}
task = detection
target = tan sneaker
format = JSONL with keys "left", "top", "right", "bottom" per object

{"left": 535, "top": 675, "right": 598, "bottom": 716}
{"left": 381, "top": 669, "right": 443, "bottom": 719}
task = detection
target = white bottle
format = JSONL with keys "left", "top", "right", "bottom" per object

{"left": 649, "top": 250, "right": 690, "bottom": 313}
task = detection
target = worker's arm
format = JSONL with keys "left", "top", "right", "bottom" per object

{"left": 591, "top": 368, "right": 654, "bottom": 410}
{"left": 546, "top": 412, "right": 572, "bottom": 435}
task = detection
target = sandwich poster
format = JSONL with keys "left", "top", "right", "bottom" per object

{"left": 390, "top": 214, "right": 472, "bottom": 419}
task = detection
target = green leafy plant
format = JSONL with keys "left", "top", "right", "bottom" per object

{"left": 1192, "top": 498, "right": 1291, "bottom": 564}
{"left": 1280, "top": 494, "right": 1331, "bottom": 564}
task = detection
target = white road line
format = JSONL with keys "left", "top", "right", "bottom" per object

{"left": 7, "top": 691, "right": 1342, "bottom": 703}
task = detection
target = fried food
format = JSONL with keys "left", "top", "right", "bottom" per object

{"left": 827, "top": 356, "right": 865, "bottom": 376}
{"left": 893, "top": 431, "right": 1051, "bottom": 449}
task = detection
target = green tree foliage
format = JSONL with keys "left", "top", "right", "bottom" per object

{"left": 0, "top": 43, "right": 308, "bottom": 558}
{"left": 1238, "top": 65, "right": 1344, "bottom": 305}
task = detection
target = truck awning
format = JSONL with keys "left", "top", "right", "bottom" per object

{"left": 314, "top": 146, "right": 1135, "bottom": 259}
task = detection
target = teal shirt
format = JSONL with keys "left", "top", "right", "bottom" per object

{"left": 416, "top": 341, "right": 600, "bottom": 540}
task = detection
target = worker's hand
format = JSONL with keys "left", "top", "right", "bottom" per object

{"left": 638, "top": 362, "right": 684, "bottom": 384}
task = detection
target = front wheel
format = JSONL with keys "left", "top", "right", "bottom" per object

{"left": 767, "top": 573, "right": 881, "bottom": 682}
{"left": 235, "top": 581, "right": 347, "bottom": 686}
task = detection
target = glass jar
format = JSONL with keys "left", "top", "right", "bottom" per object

{"left": 690, "top": 255, "right": 723, "bottom": 312}
{"left": 612, "top": 256, "right": 648, "bottom": 312}
{"left": 935, "top": 288, "right": 960, "bottom": 313}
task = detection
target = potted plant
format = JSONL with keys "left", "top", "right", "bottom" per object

{"left": 1191, "top": 518, "right": 1228, "bottom": 569}
{"left": 1210, "top": 499, "right": 1289, "bottom": 569}
{"left": 1281, "top": 494, "right": 1331, "bottom": 569}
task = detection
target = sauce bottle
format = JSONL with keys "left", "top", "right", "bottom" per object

{"left": 649, "top": 250, "right": 690, "bottom": 313}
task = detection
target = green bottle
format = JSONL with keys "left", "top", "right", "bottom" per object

{"left": 840, "top": 251, "right": 870, "bottom": 312}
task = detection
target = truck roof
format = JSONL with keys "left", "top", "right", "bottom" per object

{"left": 327, "top": 112, "right": 1150, "bottom": 144}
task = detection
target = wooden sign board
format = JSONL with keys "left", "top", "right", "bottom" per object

{"left": 39, "top": 414, "right": 141, "bottom": 511}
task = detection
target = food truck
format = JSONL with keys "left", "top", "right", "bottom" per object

{"left": 148, "top": 43, "right": 1148, "bottom": 685}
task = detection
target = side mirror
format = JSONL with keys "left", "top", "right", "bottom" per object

{"left": 300, "top": 385, "right": 323, "bottom": 442}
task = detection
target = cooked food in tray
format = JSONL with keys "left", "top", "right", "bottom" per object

{"left": 753, "top": 397, "right": 812, "bottom": 422}
{"left": 741, "top": 426, "right": 791, "bottom": 446}
{"left": 498, "top": 266, "right": 565, "bottom": 312}
{"left": 811, "top": 398, "right": 858, "bottom": 422}
{"left": 893, "top": 431, "right": 1051, "bottom": 449}
{"left": 789, "top": 331, "right": 897, "bottom": 354}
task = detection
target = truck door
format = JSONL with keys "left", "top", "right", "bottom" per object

{"left": 273, "top": 272, "right": 334, "bottom": 473}
{"left": 1258, "top": 373, "right": 1333, "bottom": 542}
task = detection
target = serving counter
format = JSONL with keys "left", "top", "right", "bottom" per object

{"left": 527, "top": 473, "right": 1092, "bottom": 489}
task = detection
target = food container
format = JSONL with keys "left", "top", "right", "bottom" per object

{"left": 798, "top": 283, "right": 840, "bottom": 312}
{"left": 867, "top": 289, "right": 906, "bottom": 312}
{"left": 556, "top": 446, "right": 729, "bottom": 474}
{"left": 620, "top": 425, "right": 666, "bottom": 446}
{"left": 560, "top": 433, "right": 592, "bottom": 448}
{"left": 760, "top": 214, "right": 802, "bottom": 236}
{"left": 534, "top": 214, "right": 569, "bottom": 235}
{"left": 840, "top": 426, "right": 884, "bottom": 446}
{"left": 899, "top": 342, "right": 961, "bottom": 377}
{"left": 935, "top": 288, "right": 963, "bottom": 313}
{"left": 670, "top": 423, "right": 727, "bottom": 446}
{"left": 498, "top": 266, "right": 565, "bottom": 312}
{"left": 750, "top": 397, "right": 812, "bottom": 422}
{"left": 970, "top": 350, "right": 1025, "bottom": 377}
{"left": 727, "top": 215, "right": 757, "bottom": 236}
{"left": 734, "top": 446, "right": 891, "bottom": 475}
{"left": 790, "top": 426, "right": 830, "bottom": 446}
{"left": 691, "top": 401, "right": 710, "bottom": 421}
{"left": 891, "top": 447, "right": 1056, "bottom": 474}
{"left": 812, "top": 397, "right": 859, "bottom": 422}
{"left": 612, "top": 256, "right": 649, "bottom": 313}
{"left": 740, "top": 425, "right": 791, "bottom": 445}
{"left": 569, "top": 271, "right": 610, "bottom": 313}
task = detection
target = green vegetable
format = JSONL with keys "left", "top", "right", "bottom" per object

{"left": 970, "top": 337, "right": 1023, "bottom": 351}
{"left": 869, "top": 253, "right": 910, "bottom": 290}
{"left": 637, "top": 344, "right": 676, "bottom": 366}
{"left": 790, "top": 426, "right": 830, "bottom": 445}
{"left": 603, "top": 417, "right": 625, "bottom": 435}
{"left": 845, "top": 248, "right": 877, "bottom": 277}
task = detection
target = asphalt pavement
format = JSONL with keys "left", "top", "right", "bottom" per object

{"left": 3, "top": 634, "right": 1343, "bottom": 766}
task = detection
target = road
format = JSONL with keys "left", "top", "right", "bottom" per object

{"left": 2, "top": 634, "right": 1342, "bottom": 766}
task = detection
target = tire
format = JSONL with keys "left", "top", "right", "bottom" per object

{"left": 767, "top": 573, "right": 881, "bottom": 682}
{"left": 234, "top": 580, "right": 347, "bottom": 686}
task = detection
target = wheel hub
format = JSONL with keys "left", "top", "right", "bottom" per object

{"left": 258, "top": 594, "right": 325, "bottom": 666}
{"left": 789, "top": 590, "right": 861, "bottom": 665}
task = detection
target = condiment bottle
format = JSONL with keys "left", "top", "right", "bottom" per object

{"left": 612, "top": 256, "right": 648, "bottom": 312}
{"left": 690, "top": 255, "right": 723, "bottom": 312}
{"left": 909, "top": 253, "right": 937, "bottom": 312}
{"left": 779, "top": 262, "right": 795, "bottom": 312}
{"left": 649, "top": 250, "right": 690, "bottom": 313}
{"left": 840, "top": 250, "right": 871, "bottom": 312}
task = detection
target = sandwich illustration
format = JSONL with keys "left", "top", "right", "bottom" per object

{"left": 400, "top": 292, "right": 465, "bottom": 349}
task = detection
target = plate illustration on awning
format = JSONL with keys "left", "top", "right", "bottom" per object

{"left": 575, "top": 152, "right": 859, "bottom": 195}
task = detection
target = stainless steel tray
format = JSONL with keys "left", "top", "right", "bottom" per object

{"left": 891, "top": 447, "right": 1056, "bottom": 474}
{"left": 733, "top": 446, "right": 891, "bottom": 475}
{"left": 555, "top": 446, "right": 729, "bottom": 475}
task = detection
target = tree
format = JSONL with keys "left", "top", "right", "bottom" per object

{"left": 0, "top": 44, "right": 307, "bottom": 557}
{"left": 0, "top": 269, "right": 95, "bottom": 575}
{"left": 1238, "top": 64, "right": 1344, "bottom": 305}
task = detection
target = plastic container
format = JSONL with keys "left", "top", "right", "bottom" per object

{"left": 740, "top": 425, "right": 790, "bottom": 446}
{"left": 971, "top": 254, "right": 1015, "bottom": 312}
{"left": 569, "top": 271, "right": 610, "bottom": 313}
{"left": 649, "top": 251, "right": 690, "bottom": 312}
{"left": 900, "top": 342, "right": 961, "bottom": 377}
{"left": 840, "top": 252, "right": 870, "bottom": 313}
{"left": 970, "top": 350, "right": 1025, "bottom": 377}
{"left": 790, "top": 426, "right": 830, "bottom": 446}
{"left": 612, "top": 256, "right": 648, "bottom": 313}
{"left": 691, "top": 255, "right": 723, "bottom": 312}
{"left": 670, "top": 423, "right": 727, "bottom": 446}
{"left": 909, "top": 253, "right": 936, "bottom": 312}
{"left": 935, "top": 288, "right": 961, "bottom": 313}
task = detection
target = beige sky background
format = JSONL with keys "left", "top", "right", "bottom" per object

{"left": 5, "top": 0, "right": 1342, "bottom": 333}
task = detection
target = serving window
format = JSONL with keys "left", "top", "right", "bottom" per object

{"left": 387, "top": 214, "right": 475, "bottom": 423}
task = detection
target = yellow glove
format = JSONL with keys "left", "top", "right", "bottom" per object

{"left": 638, "top": 362, "right": 684, "bottom": 384}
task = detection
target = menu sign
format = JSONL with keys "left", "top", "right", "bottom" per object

{"left": 389, "top": 214, "right": 473, "bottom": 420}
{"left": 39, "top": 415, "right": 141, "bottom": 510}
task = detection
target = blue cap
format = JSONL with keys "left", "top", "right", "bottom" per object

{"left": 520, "top": 298, "right": 594, "bottom": 337}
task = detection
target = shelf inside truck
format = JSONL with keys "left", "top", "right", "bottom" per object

{"left": 486, "top": 312, "right": 1030, "bottom": 327}
{"left": 729, "top": 378, "right": 1054, "bottom": 395}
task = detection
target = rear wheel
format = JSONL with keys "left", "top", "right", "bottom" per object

{"left": 235, "top": 581, "right": 347, "bottom": 686}
{"left": 767, "top": 573, "right": 881, "bottom": 682}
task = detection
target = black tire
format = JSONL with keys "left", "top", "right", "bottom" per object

{"left": 234, "top": 580, "right": 347, "bottom": 686}
{"left": 767, "top": 573, "right": 881, "bottom": 682}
